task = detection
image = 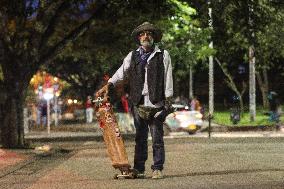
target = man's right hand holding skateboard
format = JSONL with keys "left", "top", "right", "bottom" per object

{"left": 96, "top": 82, "right": 113, "bottom": 102}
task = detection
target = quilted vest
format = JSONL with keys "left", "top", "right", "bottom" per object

{"left": 128, "top": 50, "right": 165, "bottom": 105}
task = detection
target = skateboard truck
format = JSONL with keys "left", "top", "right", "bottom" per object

{"left": 94, "top": 96, "right": 104, "bottom": 106}
{"left": 114, "top": 167, "right": 138, "bottom": 179}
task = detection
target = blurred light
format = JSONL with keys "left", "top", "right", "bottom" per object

{"left": 43, "top": 92, "right": 54, "bottom": 101}
{"left": 67, "top": 99, "right": 73, "bottom": 104}
{"left": 195, "top": 113, "right": 203, "bottom": 119}
{"left": 73, "top": 99, "right": 78, "bottom": 104}
{"left": 55, "top": 91, "right": 60, "bottom": 97}
{"left": 54, "top": 77, "right": 58, "bottom": 82}
{"left": 45, "top": 87, "right": 54, "bottom": 94}
{"left": 188, "top": 124, "right": 196, "bottom": 130}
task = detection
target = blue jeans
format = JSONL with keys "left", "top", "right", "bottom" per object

{"left": 133, "top": 108, "right": 165, "bottom": 172}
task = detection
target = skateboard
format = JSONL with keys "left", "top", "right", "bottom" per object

{"left": 94, "top": 97, "right": 137, "bottom": 179}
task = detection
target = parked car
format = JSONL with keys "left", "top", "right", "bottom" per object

{"left": 163, "top": 104, "right": 203, "bottom": 135}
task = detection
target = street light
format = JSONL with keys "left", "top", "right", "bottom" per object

{"left": 43, "top": 91, "right": 54, "bottom": 134}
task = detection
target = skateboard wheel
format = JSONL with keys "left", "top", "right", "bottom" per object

{"left": 113, "top": 174, "right": 119, "bottom": 179}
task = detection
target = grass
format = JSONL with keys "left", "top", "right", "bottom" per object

{"left": 212, "top": 111, "right": 283, "bottom": 126}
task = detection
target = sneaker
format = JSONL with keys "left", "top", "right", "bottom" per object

{"left": 136, "top": 172, "right": 146, "bottom": 179}
{"left": 133, "top": 169, "right": 145, "bottom": 179}
{"left": 152, "top": 170, "right": 163, "bottom": 179}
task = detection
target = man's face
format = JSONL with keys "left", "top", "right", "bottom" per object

{"left": 138, "top": 30, "right": 154, "bottom": 48}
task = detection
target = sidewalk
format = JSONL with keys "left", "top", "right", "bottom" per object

{"left": 1, "top": 137, "right": 284, "bottom": 189}
{"left": 0, "top": 148, "right": 34, "bottom": 180}
{"left": 0, "top": 149, "right": 29, "bottom": 170}
{"left": 25, "top": 130, "right": 136, "bottom": 142}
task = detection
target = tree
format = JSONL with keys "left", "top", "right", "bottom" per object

{"left": 46, "top": 0, "right": 210, "bottom": 104}
{"left": 162, "top": 0, "right": 212, "bottom": 100}
{"left": 47, "top": 0, "right": 175, "bottom": 102}
{"left": 254, "top": 1, "right": 284, "bottom": 108}
{"left": 195, "top": 0, "right": 284, "bottom": 113}
{"left": 0, "top": 0, "right": 106, "bottom": 148}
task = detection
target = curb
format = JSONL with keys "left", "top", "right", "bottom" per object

{"left": 25, "top": 133, "right": 136, "bottom": 143}
{"left": 200, "top": 125, "right": 282, "bottom": 132}
{"left": 24, "top": 125, "right": 284, "bottom": 143}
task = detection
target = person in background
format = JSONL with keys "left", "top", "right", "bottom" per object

{"left": 41, "top": 102, "right": 47, "bottom": 126}
{"left": 85, "top": 96, "right": 94, "bottom": 123}
{"left": 190, "top": 96, "right": 201, "bottom": 112}
{"left": 268, "top": 91, "right": 280, "bottom": 123}
{"left": 36, "top": 101, "right": 42, "bottom": 126}
{"left": 121, "top": 93, "right": 135, "bottom": 132}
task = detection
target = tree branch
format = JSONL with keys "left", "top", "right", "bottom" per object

{"left": 26, "top": 1, "right": 66, "bottom": 58}
{"left": 39, "top": 0, "right": 106, "bottom": 65}
{"left": 215, "top": 58, "right": 234, "bottom": 85}
{"left": 263, "top": 68, "right": 268, "bottom": 87}
{"left": 38, "top": 0, "right": 71, "bottom": 51}
{"left": 215, "top": 57, "right": 240, "bottom": 95}
{"left": 256, "top": 71, "right": 263, "bottom": 90}
{"left": 215, "top": 57, "right": 246, "bottom": 113}
{"left": 240, "top": 81, "right": 247, "bottom": 96}
{"left": 36, "top": 1, "right": 65, "bottom": 23}
{"left": 65, "top": 74, "right": 84, "bottom": 87}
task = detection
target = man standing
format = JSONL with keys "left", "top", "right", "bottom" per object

{"left": 97, "top": 22, "right": 173, "bottom": 179}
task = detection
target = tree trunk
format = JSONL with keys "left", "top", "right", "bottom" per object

{"left": 249, "top": 45, "right": 256, "bottom": 122}
{"left": 256, "top": 69, "right": 269, "bottom": 109}
{"left": 248, "top": 1, "right": 256, "bottom": 122}
{"left": 239, "top": 95, "right": 244, "bottom": 115}
{"left": 189, "top": 65, "right": 193, "bottom": 99}
{"left": 233, "top": 90, "right": 245, "bottom": 116}
{"left": 0, "top": 87, "right": 25, "bottom": 148}
{"left": 208, "top": 1, "right": 214, "bottom": 115}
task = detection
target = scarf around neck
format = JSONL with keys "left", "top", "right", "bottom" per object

{"left": 139, "top": 47, "right": 153, "bottom": 66}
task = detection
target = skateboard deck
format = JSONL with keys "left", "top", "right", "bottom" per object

{"left": 95, "top": 97, "right": 136, "bottom": 179}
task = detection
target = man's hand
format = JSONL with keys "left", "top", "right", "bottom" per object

{"left": 165, "top": 97, "right": 174, "bottom": 112}
{"left": 96, "top": 83, "right": 112, "bottom": 101}
{"left": 154, "top": 97, "right": 174, "bottom": 122}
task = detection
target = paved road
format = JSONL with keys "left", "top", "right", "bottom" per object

{"left": 1, "top": 137, "right": 284, "bottom": 189}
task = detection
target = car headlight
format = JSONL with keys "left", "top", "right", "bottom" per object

{"left": 195, "top": 113, "right": 203, "bottom": 119}
{"left": 188, "top": 124, "right": 196, "bottom": 130}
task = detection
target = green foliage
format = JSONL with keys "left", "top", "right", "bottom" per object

{"left": 213, "top": 111, "right": 283, "bottom": 126}
{"left": 254, "top": 3, "right": 284, "bottom": 69}
{"left": 43, "top": 1, "right": 213, "bottom": 99}
{"left": 211, "top": 0, "right": 284, "bottom": 70}
{"left": 160, "top": 0, "right": 212, "bottom": 92}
